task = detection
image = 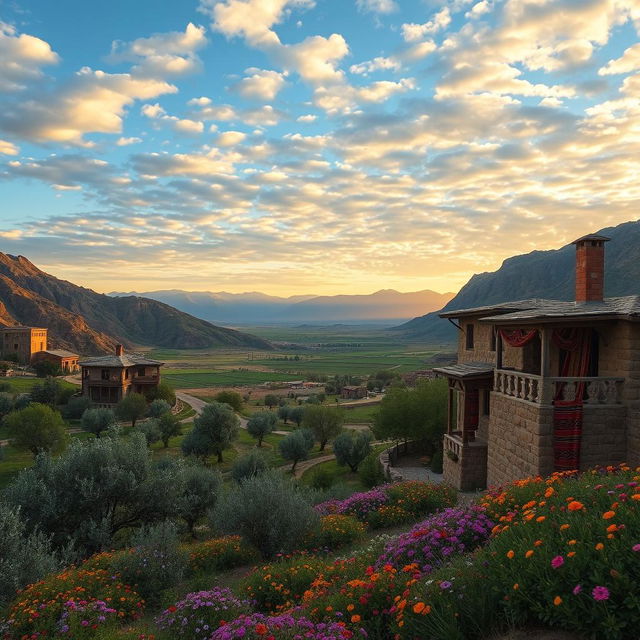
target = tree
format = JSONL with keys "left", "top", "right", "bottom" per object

{"left": 147, "top": 399, "right": 171, "bottom": 418}
{"left": 29, "top": 377, "right": 63, "bottom": 407}
{"left": 146, "top": 381, "right": 176, "bottom": 406}
{"left": 158, "top": 411, "right": 182, "bottom": 447}
{"left": 3, "top": 432, "right": 184, "bottom": 556}
{"left": 5, "top": 404, "right": 68, "bottom": 458}
{"left": 116, "top": 392, "right": 147, "bottom": 428}
{"left": 33, "top": 360, "right": 63, "bottom": 378}
{"left": 288, "top": 406, "right": 305, "bottom": 427}
{"left": 277, "top": 405, "right": 290, "bottom": 423}
{"left": 182, "top": 401, "right": 239, "bottom": 463}
{"left": 264, "top": 393, "right": 279, "bottom": 409}
{"left": 81, "top": 407, "right": 117, "bottom": 438}
{"left": 247, "top": 410, "right": 277, "bottom": 447}
{"left": 176, "top": 463, "right": 221, "bottom": 537}
{"left": 333, "top": 430, "right": 372, "bottom": 472}
{"left": 62, "top": 395, "right": 92, "bottom": 419}
{"left": 302, "top": 405, "right": 343, "bottom": 451}
{"left": 136, "top": 419, "right": 161, "bottom": 446}
{"left": 279, "top": 428, "right": 313, "bottom": 473}
{"left": 0, "top": 392, "right": 13, "bottom": 419}
{"left": 231, "top": 449, "right": 268, "bottom": 483}
{"left": 214, "top": 391, "right": 243, "bottom": 412}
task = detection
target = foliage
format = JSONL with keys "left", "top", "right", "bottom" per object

{"left": 373, "top": 378, "right": 447, "bottom": 445}
{"left": 176, "top": 463, "right": 221, "bottom": 536}
{"left": 185, "top": 535, "right": 259, "bottom": 573}
{"left": 4, "top": 403, "right": 68, "bottom": 458}
{"left": 264, "top": 393, "right": 279, "bottom": 409}
{"left": 214, "top": 390, "right": 243, "bottom": 411}
{"left": 0, "top": 503, "right": 59, "bottom": 608}
{"left": 246, "top": 410, "right": 277, "bottom": 447}
{"left": 288, "top": 405, "right": 305, "bottom": 426}
{"left": 303, "top": 405, "right": 344, "bottom": 451}
{"left": 279, "top": 428, "right": 314, "bottom": 472}
{"left": 145, "top": 381, "right": 176, "bottom": 406}
{"left": 157, "top": 411, "right": 182, "bottom": 447}
{"left": 333, "top": 430, "right": 372, "bottom": 472}
{"left": 358, "top": 451, "right": 385, "bottom": 488}
{"left": 0, "top": 391, "right": 14, "bottom": 418}
{"left": 308, "top": 465, "right": 336, "bottom": 490}
{"left": 81, "top": 407, "right": 117, "bottom": 438}
{"left": 155, "top": 587, "right": 251, "bottom": 640}
{"left": 29, "top": 376, "right": 65, "bottom": 406}
{"left": 62, "top": 394, "right": 92, "bottom": 419}
{"left": 136, "top": 418, "right": 162, "bottom": 446}
{"left": 111, "top": 521, "right": 187, "bottom": 605}
{"left": 33, "top": 360, "right": 63, "bottom": 378}
{"left": 305, "top": 514, "right": 366, "bottom": 551}
{"left": 56, "top": 599, "right": 122, "bottom": 639}
{"left": 430, "top": 448, "right": 443, "bottom": 473}
{"left": 5, "top": 567, "right": 143, "bottom": 638}
{"left": 3, "top": 432, "right": 183, "bottom": 555}
{"left": 182, "top": 401, "right": 239, "bottom": 463}
{"left": 116, "top": 392, "right": 148, "bottom": 428}
{"left": 278, "top": 404, "right": 290, "bottom": 423}
{"left": 146, "top": 398, "right": 171, "bottom": 418}
{"left": 231, "top": 449, "right": 269, "bottom": 483}
{"left": 212, "top": 470, "right": 320, "bottom": 558}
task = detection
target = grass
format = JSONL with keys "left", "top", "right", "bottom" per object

{"left": 162, "top": 369, "right": 301, "bottom": 389}
{"left": 1, "top": 377, "right": 77, "bottom": 394}
{"left": 300, "top": 457, "right": 366, "bottom": 491}
{"left": 341, "top": 404, "right": 379, "bottom": 423}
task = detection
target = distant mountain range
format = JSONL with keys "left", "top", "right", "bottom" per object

{"left": 393, "top": 219, "right": 640, "bottom": 342}
{"left": 108, "top": 288, "right": 455, "bottom": 325}
{"left": 0, "top": 254, "right": 272, "bottom": 354}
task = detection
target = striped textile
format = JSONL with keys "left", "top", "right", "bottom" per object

{"left": 553, "top": 399, "right": 583, "bottom": 470}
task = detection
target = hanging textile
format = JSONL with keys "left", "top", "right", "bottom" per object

{"left": 552, "top": 327, "right": 593, "bottom": 471}
{"left": 499, "top": 328, "right": 538, "bottom": 347}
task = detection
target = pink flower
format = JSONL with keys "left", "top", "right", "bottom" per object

{"left": 572, "top": 585, "right": 582, "bottom": 595}
{"left": 551, "top": 555, "right": 564, "bottom": 569}
{"left": 592, "top": 586, "right": 610, "bottom": 601}
{"left": 632, "top": 544, "right": 640, "bottom": 552}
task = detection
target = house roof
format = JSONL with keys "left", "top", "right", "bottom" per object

{"left": 432, "top": 362, "right": 494, "bottom": 378}
{"left": 439, "top": 299, "right": 551, "bottom": 319}
{"left": 480, "top": 296, "right": 640, "bottom": 324}
{"left": 41, "top": 349, "right": 79, "bottom": 358}
{"left": 79, "top": 353, "right": 164, "bottom": 368}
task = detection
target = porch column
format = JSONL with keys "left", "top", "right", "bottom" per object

{"left": 496, "top": 330, "right": 503, "bottom": 369}
{"left": 447, "top": 385, "right": 453, "bottom": 435}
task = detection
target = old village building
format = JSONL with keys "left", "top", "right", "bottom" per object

{"left": 0, "top": 326, "right": 79, "bottom": 371}
{"left": 79, "top": 345, "right": 164, "bottom": 406}
{"left": 435, "top": 235, "right": 640, "bottom": 491}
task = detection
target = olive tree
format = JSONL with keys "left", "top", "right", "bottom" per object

{"left": 158, "top": 411, "right": 182, "bottom": 447}
{"left": 302, "top": 405, "right": 343, "bottom": 451}
{"left": 81, "top": 407, "right": 117, "bottom": 438}
{"left": 279, "top": 428, "right": 314, "bottom": 473}
{"left": 5, "top": 403, "right": 68, "bottom": 458}
{"left": 116, "top": 392, "right": 147, "bottom": 428}
{"left": 147, "top": 399, "right": 171, "bottom": 418}
{"left": 333, "top": 430, "right": 372, "bottom": 472}
{"left": 181, "top": 401, "right": 239, "bottom": 463}
{"left": 247, "top": 410, "right": 277, "bottom": 447}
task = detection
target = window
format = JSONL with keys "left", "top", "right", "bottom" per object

{"left": 125, "top": 369, "right": 129, "bottom": 379}
{"left": 101, "top": 369, "right": 110, "bottom": 380}
{"left": 137, "top": 367, "right": 146, "bottom": 377}
{"left": 465, "top": 324, "right": 474, "bottom": 350}
{"left": 490, "top": 329, "right": 496, "bottom": 352}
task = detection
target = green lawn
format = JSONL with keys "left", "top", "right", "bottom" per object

{"left": 162, "top": 369, "right": 301, "bottom": 389}
{"left": 341, "top": 404, "right": 379, "bottom": 423}
{"left": 1, "top": 377, "right": 78, "bottom": 394}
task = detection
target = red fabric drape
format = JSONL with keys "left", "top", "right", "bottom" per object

{"left": 499, "top": 328, "right": 538, "bottom": 347}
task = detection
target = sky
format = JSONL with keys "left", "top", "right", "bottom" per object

{"left": 0, "top": 0, "right": 639, "bottom": 297}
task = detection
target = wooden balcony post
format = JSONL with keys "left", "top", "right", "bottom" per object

{"left": 496, "top": 330, "right": 503, "bottom": 369}
{"left": 447, "top": 386, "right": 453, "bottom": 435}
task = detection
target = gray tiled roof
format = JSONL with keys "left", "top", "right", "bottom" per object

{"left": 439, "top": 299, "right": 551, "bottom": 318}
{"left": 79, "top": 353, "right": 164, "bottom": 367}
{"left": 41, "top": 349, "right": 79, "bottom": 358}
{"left": 432, "top": 362, "right": 494, "bottom": 378}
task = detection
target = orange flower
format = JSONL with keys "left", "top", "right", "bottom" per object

{"left": 413, "top": 602, "right": 426, "bottom": 614}
{"left": 351, "top": 615, "right": 361, "bottom": 623}
{"left": 606, "top": 524, "right": 617, "bottom": 533}
{"left": 631, "top": 494, "right": 640, "bottom": 501}
{"left": 525, "top": 550, "right": 534, "bottom": 558}
{"left": 254, "top": 623, "right": 268, "bottom": 635}
{"left": 544, "top": 487, "right": 555, "bottom": 498}
{"left": 568, "top": 501, "right": 584, "bottom": 511}
{"left": 534, "top": 539, "right": 543, "bottom": 546}
{"left": 536, "top": 516, "right": 546, "bottom": 522}
{"left": 560, "top": 524, "right": 570, "bottom": 530}
{"left": 567, "top": 540, "right": 577, "bottom": 545}
{"left": 506, "top": 550, "right": 515, "bottom": 559}
{"left": 554, "top": 596, "right": 563, "bottom": 606}
{"left": 513, "top": 583, "right": 519, "bottom": 590}
{"left": 595, "top": 542, "right": 604, "bottom": 550}
{"left": 567, "top": 551, "right": 576, "bottom": 558}
{"left": 347, "top": 604, "right": 355, "bottom": 612}
{"left": 603, "top": 511, "right": 616, "bottom": 520}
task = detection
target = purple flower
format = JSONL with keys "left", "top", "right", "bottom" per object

{"left": 440, "top": 581, "right": 452, "bottom": 589}
{"left": 572, "top": 585, "right": 582, "bottom": 595}
{"left": 592, "top": 586, "right": 610, "bottom": 601}
{"left": 551, "top": 555, "right": 564, "bottom": 569}
{"left": 632, "top": 544, "right": 640, "bottom": 552}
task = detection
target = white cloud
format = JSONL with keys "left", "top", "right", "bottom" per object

{"left": 350, "top": 56, "right": 401, "bottom": 75}
{"left": 116, "top": 136, "right": 142, "bottom": 145}
{"left": 216, "top": 130, "right": 246, "bottom": 146}
{"left": 599, "top": 43, "right": 640, "bottom": 75}
{"left": 0, "top": 22, "right": 59, "bottom": 91}
{"left": 466, "top": 1, "right": 491, "bottom": 18}
{"left": 297, "top": 114, "right": 316, "bottom": 122}
{"left": 356, "top": 0, "right": 398, "bottom": 14}
{"left": 141, "top": 102, "right": 203, "bottom": 135}
{"left": 402, "top": 8, "right": 450, "bottom": 42}
{"left": 230, "top": 68, "right": 287, "bottom": 100}
{"left": 0, "top": 139, "right": 19, "bottom": 155}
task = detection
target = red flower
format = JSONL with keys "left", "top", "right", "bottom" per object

{"left": 255, "top": 623, "right": 269, "bottom": 635}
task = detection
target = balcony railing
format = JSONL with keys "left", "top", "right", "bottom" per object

{"left": 494, "top": 369, "right": 624, "bottom": 405}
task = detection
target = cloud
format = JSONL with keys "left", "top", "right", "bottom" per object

{"left": 296, "top": 114, "right": 316, "bottom": 122}
{"left": 0, "top": 68, "right": 176, "bottom": 145}
{"left": 109, "top": 23, "right": 208, "bottom": 77}
{"left": 599, "top": 43, "right": 640, "bottom": 75}
{"left": 356, "top": 0, "right": 398, "bottom": 14}
{"left": 350, "top": 56, "right": 401, "bottom": 75}
{"left": 0, "top": 139, "right": 19, "bottom": 155}
{"left": 230, "top": 68, "right": 287, "bottom": 100}
{"left": 116, "top": 136, "right": 142, "bottom": 146}
{"left": 0, "top": 22, "right": 59, "bottom": 91}
{"left": 142, "top": 102, "right": 203, "bottom": 135}
{"left": 401, "top": 8, "right": 450, "bottom": 42}
{"left": 216, "top": 130, "right": 247, "bottom": 146}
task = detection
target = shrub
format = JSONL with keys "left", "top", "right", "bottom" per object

{"left": 366, "top": 504, "right": 413, "bottom": 529}
{"left": 358, "top": 451, "right": 385, "bottom": 488}
{"left": 135, "top": 418, "right": 162, "bottom": 445}
{"left": 147, "top": 381, "right": 176, "bottom": 406}
{"left": 176, "top": 463, "right": 222, "bottom": 537}
{"left": 335, "top": 487, "right": 390, "bottom": 522}
{"left": 81, "top": 407, "right": 117, "bottom": 438}
{"left": 305, "top": 514, "right": 366, "bottom": 551}
{"left": 332, "top": 430, "right": 371, "bottom": 472}
{"left": 214, "top": 390, "right": 243, "bottom": 412}
{"left": 279, "top": 428, "right": 314, "bottom": 472}
{"left": 57, "top": 599, "right": 121, "bottom": 638}
{"left": 0, "top": 503, "right": 59, "bottom": 607}
{"left": 147, "top": 398, "right": 171, "bottom": 418}
{"left": 62, "top": 394, "right": 92, "bottom": 419}
{"left": 112, "top": 521, "right": 187, "bottom": 605}
{"left": 116, "top": 392, "right": 148, "bottom": 428}
{"left": 246, "top": 410, "right": 277, "bottom": 447}
{"left": 4, "top": 403, "right": 68, "bottom": 458}
{"left": 155, "top": 587, "right": 251, "bottom": 640}
{"left": 231, "top": 449, "right": 269, "bottom": 483}
{"left": 308, "top": 465, "right": 336, "bottom": 490}
{"left": 430, "top": 448, "right": 443, "bottom": 473}
{"left": 5, "top": 568, "right": 143, "bottom": 638}
{"left": 0, "top": 391, "right": 13, "bottom": 418}
{"left": 385, "top": 480, "right": 457, "bottom": 517}
{"left": 158, "top": 411, "right": 182, "bottom": 447}
{"left": 212, "top": 470, "right": 320, "bottom": 558}
{"left": 186, "top": 535, "right": 259, "bottom": 573}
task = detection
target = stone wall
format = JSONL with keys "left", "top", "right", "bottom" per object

{"left": 580, "top": 406, "right": 627, "bottom": 468}
{"left": 443, "top": 437, "right": 488, "bottom": 491}
{"left": 487, "top": 392, "right": 553, "bottom": 487}
{"left": 457, "top": 320, "right": 523, "bottom": 369}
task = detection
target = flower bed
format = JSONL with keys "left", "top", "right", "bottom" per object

{"left": 304, "top": 515, "right": 367, "bottom": 551}
{"left": 186, "top": 536, "right": 259, "bottom": 573}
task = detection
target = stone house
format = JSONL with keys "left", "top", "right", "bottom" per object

{"left": 79, "top": 345, "right": 164, "bottom": 407}
{"left": 341, "top": 385, "right": 367, "bottom": 399}
{"left": 32, "top": 349, "right": 80, "bottom": 373}
{"left": 0, "top": 326, "right": 48, "bottom": 364}
{"left": 435, "top": 235, "right": 639, "bottom": 491}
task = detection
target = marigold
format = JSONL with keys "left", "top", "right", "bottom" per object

{"left": 351, "top": 615, "right": 361, "bottom": 623}
{"left": 554, "top": 596, "right": 563, "bottom": 606}
{"left": 506, "top": 550, "right": 515, "bottom": 559}
{"left": 603, "top": 511, "right": 616, "bottom": 519}
{"left": 595, "top": 543, "right": 605, "bottom": 550}
{"left": 568, "top": 501, "right": 584, "bottom": 511}
{"left": 413, "top": 602, "right": 426, "bottom": 614}
{"left": 606, "top": 524, "right": 617, "bottom": 533}
{"left": 525, "top": 550, "right": 534, "bottom": 558}
{"left": 560, "top": 524, "right": 570, "bottom": 530}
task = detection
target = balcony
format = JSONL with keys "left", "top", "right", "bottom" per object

{"left": 494, "top": 369, "right": 624, "bottom": 405}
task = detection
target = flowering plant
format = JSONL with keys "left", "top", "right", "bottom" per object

{"left": 186, "top": 536, "right": 259, "bottom": 573}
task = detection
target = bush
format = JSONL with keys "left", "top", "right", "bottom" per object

{"left": 155, "top": 587, "right": 251, "bottom": 640}
{"left": 358, "top": 450, "right": 385, "bottom": 488}
{"left": 214, "top": 390, "right": 243, "bottom": 411}
{"left": 135, "top": 418, "right": 162, "bottom": 445}
{"left": 81, "top": 407, "right": 117, "bottom": 438}
{"left": 111, "top": 521, "right": 187, "bottom": 605}
{"left": 176, "top": 463, "right": 221, "bottom": 536}
{"left": 211, "top": 470, "right": 320, "bottom": 558}
{"left": 147, "top": 398, "right": 171, "bottom": 418}
{"left": 430, "top": 448, "right": 443, "bottom": 473}
{"left": 4, "top": 403, "right": 68, "bottom": 458}
{"left": 0, "top": 504, "right": 59, "bottom": 607}
{"left": 385, "top": 480, "right": 457, "bottom": 517}
{"left": 279, "top": 428, "right": 314, "bottom": 472}
{"left": 304, "top": 514, "right": 366, "bottom": 550}
{"left": 146, "top": 381, "right": 176, "bottom": 406}
{"left": 308, "top": 465, "right": 336, "bottom": 490}
{"left": 231, "top": 449, "right": 269, "bottom": 482}
{"left": 62, "top": 394, "right": 92, "bottom": 419}
{"left": 332, "top": 430, "right": 371, "bottom": 472}
{"left": 186, "top": 535, "right": 259, "bottom": 573}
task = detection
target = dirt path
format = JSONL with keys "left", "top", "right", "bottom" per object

{"left": 293, "top": 454, "right": 335, "bottom": 478}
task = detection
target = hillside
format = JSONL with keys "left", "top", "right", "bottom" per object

{"left": 0, "top": 254, "right": 272, "bottom": 353}
{"left": 393, "top": 219, "right": 640, "bottom": 341}
{"left": 109, "top": 288, "right": 454, "bottom": 324}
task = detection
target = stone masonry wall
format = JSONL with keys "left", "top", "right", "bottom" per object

{"left": 443, "top": 439, "right": 488, "bottom": 491}
{"left": 580, "top": 406, "right": 627, "bottom": 469}
{"left": 457, "top": 320, "right": 523, "bottom": 369}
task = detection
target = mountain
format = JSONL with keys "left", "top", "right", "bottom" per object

{"left": 393, "top": 219, "right": 640, "bottom": 342}
{"left": 0, "top": 254, "right": 272, "bottom": 354}
{"left": 108, "top": 288, "right": 454, "bottom": 324}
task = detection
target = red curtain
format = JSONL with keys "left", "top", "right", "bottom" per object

{"left": 499, "top": 328, "right": 538, "bottom": 347}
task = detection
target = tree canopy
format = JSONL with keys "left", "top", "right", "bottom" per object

{"left": 247, "top": 410, "right": 277, "bottom": 447}
{"left": 181, "top": 401, "right": 239, "bottom": 463}
{"left": 302, "top": 405, "right": 343, "bottom": 451}
{"left": 5, "top": 403, "right": 68, "bottom": 458}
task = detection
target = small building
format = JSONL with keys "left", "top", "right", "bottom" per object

{"left": 402, "top": 369, "right": 437, "bottom": 386}
{"left": 32, "top": 349, "right": 80, "bottom": 373}
{"left": 79, "top": 345, "right": 164, "bottom": 406}
{"left": 341, "top": 385, "right": 367, "bottom": 400}
{"left": 0, "top": 326, "right": 48, "bottom": 365}
{"left": 435, "top": 235, "right": 640, "bottom": 491}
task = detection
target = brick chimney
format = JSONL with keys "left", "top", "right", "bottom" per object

{"left": 115, "top": 344, "right": 124, "bottom": 356}
{"left": 572, "top": 234, "right": 610, "bottom": 303}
